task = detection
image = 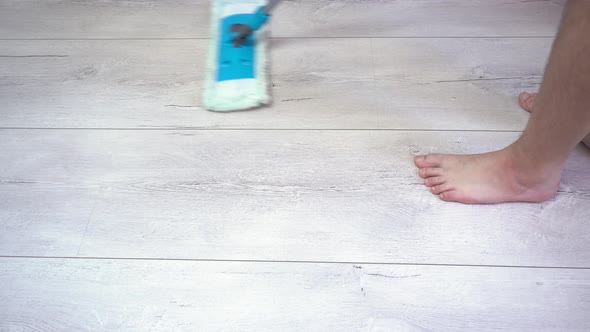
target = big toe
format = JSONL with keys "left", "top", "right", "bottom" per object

{"left": 518, "top": 92, "right": 536, "bottom": 112}
{"left": 439, "top": 191, "right": 464, "bottom": 203}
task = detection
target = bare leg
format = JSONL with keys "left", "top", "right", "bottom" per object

{"left": 519, "top": 91, "right": 590, "bottom": 147}
{"left": 414, "top": 0, "right": 590, "bottom": 204}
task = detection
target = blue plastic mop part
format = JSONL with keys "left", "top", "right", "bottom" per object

{"left": 203, "top": 1, "right": 273, "bottom": 112}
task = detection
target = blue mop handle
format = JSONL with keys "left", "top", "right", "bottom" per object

{"left": 250, "top": 6, "right": 271, "bottom": 31}
{"left": 251, "top": 0, "right": 281, "bottom": 30}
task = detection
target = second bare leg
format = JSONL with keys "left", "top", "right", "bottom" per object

{"left": 518, "top": 91, "right": 590, "bottom": 147}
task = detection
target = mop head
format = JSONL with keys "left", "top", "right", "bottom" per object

{"left": 203, "top": 0, "right": 271, "bottom": 112}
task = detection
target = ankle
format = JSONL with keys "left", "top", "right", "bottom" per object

{"left": 504, "top": 143, "right": 564, "bottom": 177}
{"left": 501, "top": 144, "right": 562, "bottom": 196}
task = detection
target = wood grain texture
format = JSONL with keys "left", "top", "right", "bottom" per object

{"left": 273, "top": 0, "right": 564, "bottom": 37}
{"left": 1, "top": 258, "right": 589, "bottom": 331}
{"left": 0, "top": 185, "right": 98, "bottom": 256}
{"left": 0, "top": 0, "right": 211, "bottom": 39}
{"left": 2, "top": 1, "right": 587, "bottom": 330}
{"left": 0, "top": 38, "right": 551, "bottom": 130}
{"left": 1, "top": 130, "right": 589, "bottom": 266}
{"left": 0, "top": 130, "right": 108, "bottom": 256}
{"left": 0, "top": 0, "right": 563, "bottom": 39}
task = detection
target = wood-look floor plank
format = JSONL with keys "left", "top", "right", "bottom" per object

{"left": 0, "top": 0, "right": 211, "bottom": 39}
{"left": 0, "top": 130, "right": 110, "bottom": 256}
{"left": 1, "top": 130, "right": 589, "bottom": 266}
{"left": 1, "top": 258, "right": 589, "bottom": 331}
{"left": 0, "top": 185, "right": 99, "bottom": 256}
{"left": 0, "top": 38, "right": 550, "bottom": 129}
{"left": 273, "top": 0, "right": 563, "bottom": 38}
{"left": 0, "top": 0, "right": 562, "bottom": 39}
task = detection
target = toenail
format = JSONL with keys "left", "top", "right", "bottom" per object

{"left": 415, "top": 156, "right": 424, "bottom": 162}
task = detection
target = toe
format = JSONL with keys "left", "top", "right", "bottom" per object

{"left": 518, "top": 92, "right": 536, "bottom": 112}
{"left": 424, "top": 176, "right": 445, "bottom": 187}
{"left": 431, "top": 183, "right": 452, "bottom": 195}
{"left": 439, "top": 191, "right": 461, "bottom": 202}
{"left": 419, "top": 167, "right": 442, "bottom": 178}
{"left": 414, "top": 154, "right": 444, "bottom": 168}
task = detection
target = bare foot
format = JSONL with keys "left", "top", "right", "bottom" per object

{"left": 414, "top": 146, "right": 562, "bottom": 204}
{"left": 519, "top": 92, "right": 590, "bottom": 147}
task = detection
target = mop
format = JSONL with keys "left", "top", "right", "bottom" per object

{"left": 203, "top": 0, "right": 280, "bottom": 112}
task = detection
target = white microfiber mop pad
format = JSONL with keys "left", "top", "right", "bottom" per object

{"left": 203, "top": 0, "right": 271, "bottom": 112}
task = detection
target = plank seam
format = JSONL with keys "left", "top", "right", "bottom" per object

{"left": 0, "top": 36, "right": 556, "bottom": 41}
{"left": 1, "top": 255, "right": 589, "bottom": 270}
{"left": 76, "top": 195, "right": 99, "bottom": 256}
{"left": 0, "top": 128, "right": 525, "bottom": 133}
